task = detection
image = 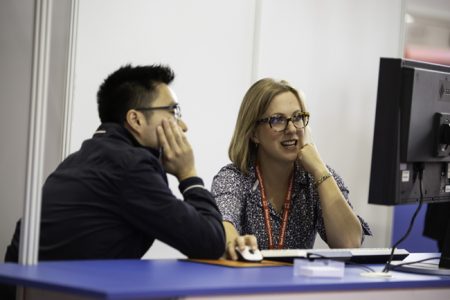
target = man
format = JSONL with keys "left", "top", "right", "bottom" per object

{"left": 4, "top": 64, "right": 225, "bottom": 262}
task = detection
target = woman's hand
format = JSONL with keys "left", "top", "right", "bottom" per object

{"left": 297, "top": 126, "right": 328, "bottom": 178}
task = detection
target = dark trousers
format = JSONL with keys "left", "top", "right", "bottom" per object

{"left": 0, "top": 282, "right": 15, "bottom": 300}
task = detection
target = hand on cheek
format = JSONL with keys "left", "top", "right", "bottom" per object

{"left": 157, "top": 119, "right": 196, "bottom": 180}
{"left": 299, "top": 126, "right": 313, "bottom": 148}
{"left": 297, "top": 127, "right": 327, "bottom": 176}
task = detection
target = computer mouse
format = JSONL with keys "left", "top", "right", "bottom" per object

{"left": 235, "top": 246, "right": 263, "bottom": 262}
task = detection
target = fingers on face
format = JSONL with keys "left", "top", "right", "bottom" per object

{"left": 303, "top": 126, "right": 313, "bottom": 145}
{"left": 158, "top": 119, "right": 187, "bottom": 157}
{"left": 298, "top": 143, "right": 308, "bottom": 160}
{"left": 157, "top": 125, "right": 169, "bottom": 153}
{"left": 299, "top": 126, "right": 316, "bottom": 155}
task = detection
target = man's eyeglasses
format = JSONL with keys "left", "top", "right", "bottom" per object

{"left": 257, "top": 111, "right": 310, "bottom": 132}
{"left": 135, "top": 103, "right": 182, "bottom": 119}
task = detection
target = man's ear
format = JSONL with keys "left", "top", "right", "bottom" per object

{"left": 125, "top": 109, "right": 143, "bottom": 133}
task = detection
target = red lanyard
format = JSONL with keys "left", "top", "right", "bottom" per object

{"left": 255, "top": 165, "right": 293, "bottom": 249}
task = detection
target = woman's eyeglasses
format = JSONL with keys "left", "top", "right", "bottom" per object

{"left": 257, "top": 111, "right": 310, "bottom": 132}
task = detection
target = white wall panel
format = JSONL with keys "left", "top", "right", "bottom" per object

{"left": 0, "top": 0, "right": 34, "bottom": 260}
{"left": 0, "top": 0, "right": 71, "bottom": 261}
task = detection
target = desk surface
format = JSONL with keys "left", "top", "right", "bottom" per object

{"left": 0, "top": 254, "right": 449, "bottom": 299}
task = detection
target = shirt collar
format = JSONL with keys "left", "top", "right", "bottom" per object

{"left": 94, "top": 123, "right": 161, "bottom": 158}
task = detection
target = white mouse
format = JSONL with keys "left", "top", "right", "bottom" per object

{"left": 235, "top": 246, "right": 263, "bottom": 262}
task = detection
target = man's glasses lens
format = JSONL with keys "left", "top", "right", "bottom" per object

{"left": 173, "top": 104, "right": 182, "bottom": 119}
{"left": 135, "top": 103, "right": 182, "bottom": 119}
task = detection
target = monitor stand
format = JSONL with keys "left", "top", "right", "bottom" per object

{"left": 391, "top": 220, "right": 450, "bottom": 276}
{"left": 390, "top": 259, "right": 450, "bottom": 276}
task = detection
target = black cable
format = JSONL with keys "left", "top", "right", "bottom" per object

{"left": 387, "top": 256, "right": 441, "bottom": 271}
{"left": 382, "top": 163, "right": 425, "bottom": 273}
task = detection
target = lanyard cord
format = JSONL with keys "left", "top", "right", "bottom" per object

{"left": 255, "top": 164, "right": 294, "bottom": 249}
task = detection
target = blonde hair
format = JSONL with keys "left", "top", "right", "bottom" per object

{"left": 229, "top": 78, "right": 306, "bottom": 174}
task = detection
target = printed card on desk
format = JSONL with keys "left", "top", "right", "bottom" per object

{"left": 293, "top": 259, "right": 345, "bottom": 278}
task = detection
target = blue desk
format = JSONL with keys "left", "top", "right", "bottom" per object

{"left": 0, "top": 254, "right": 449, "bottom": 299}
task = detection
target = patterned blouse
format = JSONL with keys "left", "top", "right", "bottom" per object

{"left": 211, "top": 163, "right": 372, "bottom": 249}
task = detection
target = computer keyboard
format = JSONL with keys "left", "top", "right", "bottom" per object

{"left": 260, "top": 248, "right": 409, "bottom": 264}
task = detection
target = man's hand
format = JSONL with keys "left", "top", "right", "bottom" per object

{"left": 157, "top": 119, "right": 197, "bottom": 181}
{"left": 225, "top": 234, "right": 259, "bottom": 261}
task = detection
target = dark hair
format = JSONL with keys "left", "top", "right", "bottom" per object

{"left": 97, "top": 64, "right": 175, "bottom": 123}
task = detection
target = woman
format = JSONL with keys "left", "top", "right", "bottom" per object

{"left": 211, "top": 78, "right": 371, "bottom": 260}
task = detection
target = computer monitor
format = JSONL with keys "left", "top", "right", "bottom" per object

{"left": 368, "top": 57, "right": 450, "bottom": 275}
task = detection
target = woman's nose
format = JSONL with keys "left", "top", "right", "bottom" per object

{"left": 284, "top": 119, "right": 297, "bottom": 133}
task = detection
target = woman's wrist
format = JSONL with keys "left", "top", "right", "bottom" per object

{"left": 314, "top": 172, "right": 332, "bottom": 187}
{"left": 310, "top": 163, "right": 332, "bottom": 186}
{"left": 309, "top": 163, "right": 329, "bottom": 179}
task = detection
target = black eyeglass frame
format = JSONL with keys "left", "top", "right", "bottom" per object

{"left": 256, "top": 111, "right": 310, "bottom": 132}
{"left": 134, "top": 103, "right": 182, "bottom": 119}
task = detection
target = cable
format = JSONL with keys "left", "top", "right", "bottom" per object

{"left": 382, "top": 163, "right": 425, "bottom": 273}
{"left": 387, "top": 256, "right": 441, "bottom": 271}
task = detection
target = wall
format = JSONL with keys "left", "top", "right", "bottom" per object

{"left": 0, "top": 0, "right": 34, "bottom": 259}
{"left": 70, "top": 0, "right": 403, "bottom": 258}
{"left": 0, "top": 0, "right": 71, "bottom": 260}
